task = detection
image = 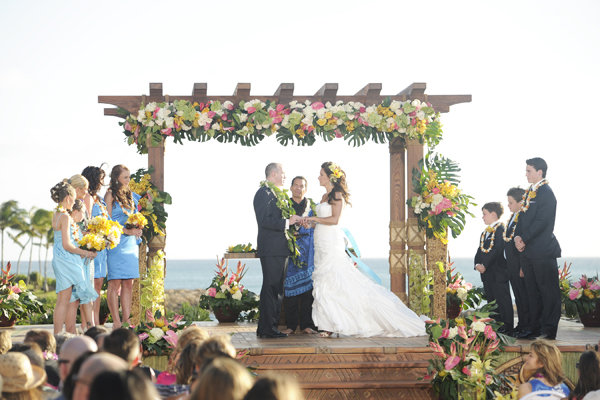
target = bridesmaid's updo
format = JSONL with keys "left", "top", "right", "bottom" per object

{"left": 109, "top": 164, "right": 133, "bottom": 209}
{"left": 50, "top": 181, "right": 76, "bottom": 204}
{"left": 71, "top": 199, "right": 84, "bottom": 213}
{"left": 82, "top": 166, "right": 106, "bottom": 197}
{"left": 68, "top": 174, "right": 89, "bottom": 191}
{"left": 321, "top": 161, "right": 351, "bottom": 206}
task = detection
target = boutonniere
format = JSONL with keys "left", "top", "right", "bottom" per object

{"left": 521, "top": 179, "right": 548, "bottom": 213}
{"left": 480, "top": 223, "right": 504, "bottom": 253}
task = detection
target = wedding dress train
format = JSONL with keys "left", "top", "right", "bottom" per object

{"left": 311, "top": 202, "right": 426, "bottom": 337}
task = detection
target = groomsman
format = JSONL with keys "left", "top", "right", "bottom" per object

{"left": 515, "top": 157, "right": 561, "bottom": 340}
{"left": 475, "top": 202, "right": 513, "bottom": 334}
{"left": 504, "top": 187, "right": 531, "bottom": 338}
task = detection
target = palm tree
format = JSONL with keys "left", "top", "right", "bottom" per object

{"left": 43, "top": 229, "right": 54, "bottom": 292}
{"left": 31, "top": 209, "right": 53, "bottom": 288}
{"left": 0, "top": 200, "right": 23, "bottom": 266}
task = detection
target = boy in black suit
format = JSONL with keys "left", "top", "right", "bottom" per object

{"left": 475, "top": 202, "right": 513, "bottom": 334}
{"left": 514, "top": 157, "right": 561, "bottom": 340}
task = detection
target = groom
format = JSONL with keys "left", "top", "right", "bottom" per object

{"left": 254, "top": 163, "right": 301, "bottom": 338}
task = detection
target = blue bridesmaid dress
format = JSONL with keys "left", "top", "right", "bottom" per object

{"left": 91, "top": 196, "right": 109, "bottom": 279}
{"left": 107, "top": 193, "right": 141, "bottom": 281}
{"left": 52, "top": 222, "right": 99, "bottom": 304}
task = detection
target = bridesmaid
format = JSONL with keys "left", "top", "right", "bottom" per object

{"left": 82, "top": 166, "right": 108, "bottom": 325}
{"left": 68, "top": 199, "right": 98, "bottom": 331}
{"left": 105, "top": 164, "right": 142, "bottom": 329}
{"left": 50, "top": 181, "right": 96, "bottom": 334}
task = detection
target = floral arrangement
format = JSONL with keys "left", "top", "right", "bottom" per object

{"left": 227, "top": 243, "right": 256, "bottom": 253}
{"left": 198, "top": 258, "right": 259, "bottom": 319}
{"left": 446, "top": 265, "right": 473, "bottom": 308}
{"left": 425, "top": 314, "right": 505, "bottom": 399}
{"left": 136, "top": 309, "right": 192, "bottom": 356}
{"left": 140, "top": 250, "right": 166, "bottom": 318}
{"left": 125, "top": 213, "right": 148, "bottom": 230}
{"left": 560, "top": 262, "right": 600, "bottom": 317}
{"left": 0, "top": 262, "right": 45, "bottom": 321}
{"left": 408, "top": 153, "right": 475, "bottom": 243}
{"left": 120, "top": 98, "right": 442, "bottom": 154}
{"left": 129, "top": 168, "right": 172, "bottom": 243}
{"left": 78, "top": 216, "right": 123, "bottom": 251}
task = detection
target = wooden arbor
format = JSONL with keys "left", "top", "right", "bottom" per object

{"left": 99, "top": 82, "right": 471, "bottom": 317}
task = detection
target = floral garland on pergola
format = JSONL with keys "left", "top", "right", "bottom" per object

{"left": 120, "top": 98, "right": 442, "bottom": 154}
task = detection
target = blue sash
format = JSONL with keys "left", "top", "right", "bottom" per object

{"left": 342, "top": 228, "right": 382, "bottom": 285}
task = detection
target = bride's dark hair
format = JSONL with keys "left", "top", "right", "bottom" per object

{"left": 321, "top": 162, "right": 351, "bottom": 206}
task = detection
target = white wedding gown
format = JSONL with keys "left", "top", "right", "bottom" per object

{"left": 312, "top": 202, "right": 426, "bottom": 337}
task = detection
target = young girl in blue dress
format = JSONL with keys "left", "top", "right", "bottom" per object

{"left": 82, "top": 165, "right": 108, "bottom": 326}
{"left": 518, "top": 339, "right": 571, "bottom": 398}
{"left": 50, "top": 181, "right": 97, "bottom": 334}
{"left": 106, "top": 164, "right": 142, "bottom": 329}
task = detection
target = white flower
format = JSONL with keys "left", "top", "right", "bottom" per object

{"left": 417, "top": 110, "right": 425, "bottom": 120}
{"left": 366, "top": 105, "right": 376, "bottom": 114}
{"left": 164, "top": 117, "right": 174, "bottom": 129}
{"left": 145, "top": 103, "right": 156, "bottom": 112}
{"left": 137, "top": 110, "right": 145, "bottom": 122}
{"left": 316, "top": 108, "right": 326, "bottom": 119}
{"left": 238, "top": 113, "right": 248, "bottom": 123}
{"left": 431, "top": 194, "right": 444, "bottom": 207}
{"left": 148, "top": 328, "right": 164, "bottom": 343}
{"left": 472, "top": 321, "right": 486, "bottom": 332}
{"left": 232, "top": 291, "right": 242, "bottom": 300}
{"left": 220, "top": 284, "right": 230, "bottom": 293}
{"left": 7, "top": 293, "right": 18, "bottom": 301}
{"left": 457, "top": 287, "right": 468, "bottom": 301}
{"left": 390, "top": 100, "right": 401, "bottom": 111}
{"left": 411, "top": 99, "right": 422, "bottom": 108}
{"left": 301, "top": 116, "right": 313, "bottom": 126}
{"left": 197, "top": 113, "right": 212, "bottom": 127}
{"left": 289, "top": 100, "right": 298, "bottom": 108}
{"left": 211, "top": 123, "right": 220, "bottom": 131}
{"left": 447, "top": 327, "right": 458, "bottom": 339}
{"left": 156, "top": 108, "right": 171, "bottom": 121}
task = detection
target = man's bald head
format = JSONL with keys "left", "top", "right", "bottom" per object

{"left": 73, "top": 353, "right": 128, "bottom": 400}
{"left": 59, "top": 336, "right": 98, "bottom": 381}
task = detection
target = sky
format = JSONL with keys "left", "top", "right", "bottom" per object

{"left": 1, "top": 0, "right": 599, "bottom": 262}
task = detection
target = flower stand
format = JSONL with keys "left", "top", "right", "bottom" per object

{"left": 214, "top": 306, "right": 240, "bottom": 323}
{"left": 0, "top": 315, "right": 16, "bottom": 328}
{"left": 579, "top": 300, "right": 600, "bottom": 327}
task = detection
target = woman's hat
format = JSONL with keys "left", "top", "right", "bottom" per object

{"left": 0, "top": 352, "right": 46, "bottom": 392}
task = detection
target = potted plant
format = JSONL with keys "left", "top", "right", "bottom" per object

{"left": 198, "top": 258, "right": 259, "bottom": 323}
{"left": 135, "top": 309, "right": 192, "bottom": 357}
{"left": 561, "top": 263, "right": 600, "bottom": 327}
{"left": 0, "top": 262, "right": 45, "bottom": 327}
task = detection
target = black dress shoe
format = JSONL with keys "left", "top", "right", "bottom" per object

{"left": 257, "top": 331, "right": 288, "bottom": 339}
{"left": 538, "top": 333, "right": 556, "bottom": 340}
{"left": 524, "top": 330, "right": 541, "bottom": 340}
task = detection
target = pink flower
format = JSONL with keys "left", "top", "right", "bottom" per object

{"left": 145, "top": 309, "right": 155, "bottom": 322}
{"left": 225, "top": 102, "right": 234, "bottom": 110}
{"left": 569, "top": 289, "right": 581, "bottom": 300}
{"left": 161, "top": 128, "right": 173, "bottom": 136}
{"left": 435, "top": 198, "right": 453, "bottom": 215}
{"left": 441, "top": 329, "right": 450, "bottom": 339}
{"left": 359, "top": 107, "right": 366, "bottom": 113}
{"left": 485, "top": 374, "right": 493, "bottom": 385}
{"left": 164, "top": 330, "right": 178, "bottom": 348}
{"left": 138, "top": 333, "right": 149, "bottom": 341}
{"left": 311, "top": 102, "right": 324, "bottom": 110}
{"left": 10, "top": 286, "right": 21, "bottom": 294}
{"left": 125, "top": 121, "right": 132, "bottom": 131}
{"left": 172, "top": 314, "right": 184, "bottom": 324}
{"left": 335, "top": 130, "right": 343, "bottom": 138}
{"left": 445, "top": 356, "right": 460, "bottom": 370}
{"left": 247, "top": 106, "right": 256, "bottom": 114}
{"left": 457, "top": 326, "right": 468, "bottom": 340}
{"left": 207, "top": 288, "right": 217, "bottom": 297}
{"left": 484, "top": 325, "right": 497, "bottom": 341}
{"left": 462, "top": 366, "right": 471, "bottom": 376}
{"left": 134, "top": 125, "right": 140, "bottom": 137}
{"left": 153, "top": 107, "right": 160, "bottom": 119}
{"left": 432, "top": 188, "right": 440, "bottom": 195}
{"left": 590, "top": 283, "right": 600, "bottom": 291}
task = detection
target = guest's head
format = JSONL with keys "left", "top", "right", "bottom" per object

{"left": 320, "top": 162, "right": 351, "bottom": 205}
{"left": 0, "top": 330, "right": 12, "bottom": 354}
{"left": 133, "top": 365, "right": 156, "bottom": 383}
{"left": 62, "top": 351, "right": 95, "bottom": 400}
{"left": 190, "top": 357, "right": 253, "bottom": 400}
{"left": 572, "top": 351, "right": 600, "bottom": 400}
{"left": 72, "top": 353, "right": 128, "bottom": 400}
{"left": 81, "top": 166, "right": 106, "bottom": 197}
{"left": 265, "top": 163, "right": 284, "bottom": 187}
{"left": 24, "top": 330, "right": 56, "bottom": 355}
{"left": 243, "top": 372, "right": 304, "bottom": 400}
{"left": 51, "top": 181, "right": 76, "bottom": 209}
{"left": 175, "top": 341, "right": 202, "bottom": 385}
{"left": 290, "top": 176, "right": 307, "bottom": 200}
{"left": 0, "top": 352, "right": 46, "bottom": 400}
{"left": 70, "top": 199, "right": 85, "bottom": 223}
{"left": 88, "top": 369, "right": 160, "bottom": 400}
{"left": 55, "top": 332, "right": 77, "bottom": 355}
{"left": 525, "top": 340, "right": 566, "bottom": 387}
{"left": 506, "top": 187, "right": 526, "bottom": 213}
{"left": 526, "top": 157, "right": 548, "bottom": 182}
{"left": 58, "top": 336, "right": 98, "bottom": 382}
{"left": 482, "top": 202, "right": 503, "bottom": 224}
{"left": 102, "top": 328, "right": 141, "bottom": 369}
{"left": 194, "top": 335, "right": 237, "bottom": 373}
{"left": 69, "top": 174, "right": 90, "bottom": 200}
{"left": 9, "top": 343, "right": 44, "bottom": 370}
{"left": 95, "top": 333, "right": 109, "bottom": 349}
{"left": 84, "top": 326, "right": 109, "bottom": 345}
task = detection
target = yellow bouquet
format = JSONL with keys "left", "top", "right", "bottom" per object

{"left": 125, "top": 213, "right": 148, "bottom": 230}
{"left": 79, "top": 216, "right": 123, "bottom": 251}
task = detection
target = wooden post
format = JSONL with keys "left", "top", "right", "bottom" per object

{"left": 427, "top": 235, "right": 448, "bottom": 320}
{"left": 389, "top": 137, "right": 407, "bottom": 302}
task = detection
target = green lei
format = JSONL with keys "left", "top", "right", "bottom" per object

{"left": 260, "top": 181, "right": 302, "bottom": 266}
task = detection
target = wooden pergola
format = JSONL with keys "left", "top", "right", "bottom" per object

{"left": 99, "top": 82, "right": 471, "bottom": 320}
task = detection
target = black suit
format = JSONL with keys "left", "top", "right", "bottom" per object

{"left": 504, "top": 213, "right": 531, "bottom": 331}
{"left": 253, "top": 186, "right": 290, "bottom": 336}
{"left": 474, "top": 224, "right": 513, "bottom": 330}
{"left": 515, "top": 183, "right": 561, "bottom": 337}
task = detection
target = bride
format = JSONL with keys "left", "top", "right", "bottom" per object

{"left": 306, "top": 162, "right": 426, "bottom": 338}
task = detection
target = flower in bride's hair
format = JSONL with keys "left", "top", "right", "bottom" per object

{"left": 329, "top": 163, "right": 343, "bottom": 182}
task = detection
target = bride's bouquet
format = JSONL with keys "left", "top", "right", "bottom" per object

{"left": 125, "top": 213, "right": 148, "bottom": 230}
{"left": 78, "top": 216, "right": 123, "bottom": 251}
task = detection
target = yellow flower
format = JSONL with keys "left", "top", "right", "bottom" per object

{"left": 455, "top": 317, "right": 465, "bottom": 326}
{"left": 295, "top": 129, "right": 305, "bottom": 139}
{"left": 155, "top": 319, "right": 165, "bottom": 328}
{"left": 317, "top": 118, "right": 327, "bottom": 126}
{"left": 325, "top": 111, "right": 332, "bottom": 119}
{"left": 439, "top": 370, "right": 447, "bottom": 377}
{"left": 530, "top": 192, "right": 537, "bottom": 199}
{"left": 345, "top": 121, "right": 355, "bottom": 132}
{"left": 162, "top": 326, "right": 169, "bottom": 332}
{"left": 584, "top": 289, "right": 594, "bottom": 299}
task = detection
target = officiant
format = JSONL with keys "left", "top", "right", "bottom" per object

{"left": 281, "top": 176, "right": 318, "bottom": 335}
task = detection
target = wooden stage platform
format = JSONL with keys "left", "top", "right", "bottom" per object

{"left": 7, "top": 320, "right": 600, "bottom": 399}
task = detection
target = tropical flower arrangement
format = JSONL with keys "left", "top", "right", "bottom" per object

{"left": 125, "top": 213, "right": 148, "bottom": 230}
{"left": 140, "top": 250, "right": 166, "bottom": 318}
{"left": 227, "top": 243, "right": 256, "bottom": 253}
{"left": 408, "top": 153, "right": 475, "bottom": 244}
{"left": 425, "top": 313, "right": 506, "bottom": 399}
{"left": 78, "top": 216, "right": 123, "bottom": 251}
{"left": 198, "top": 258, "right": 259, "bottom": 320}
{"left": 559, "top": 262, "right": 600, "bottom": 318}
{"left": 0, "top": 262, "right": 45, "bottom": 321}
{"left": 120, "top": 98, "right": 442, "bottom": 154}
{"left": 446, "top": 265, "right": 474, "bottom": 308}
{"left": 408, "top": 251, "right": 433, "bottom": 315}
{"left": 135, "top": 309, "right": 192, "bottom": 356}
{"left": 129, "top": 168, "right": 172, "bottom": 243}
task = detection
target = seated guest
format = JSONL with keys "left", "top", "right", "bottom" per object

{"left": 9, "top": 343, "right": 57, "bottom": 397}
{"left": 102, "top": 328, "right": 141, "bottom": 369}
{"left": 83, "top": 326, "right": 109, "bottom": 345}
{"left": 24, "top": 330, "right": 60, "bottom": 389}
{"left": 243, "top": 372, "right": 304, "bottom": 400}
{"left": 193, "top": 335, "right": 237, "bottom": 373}
{"left": 134, "top": 365, "right": 157, "bottom": 383}
{"left": 157, "top": 325, "right": 209, "bottom": 385}
{"left": 54, "top": 333, "right": 77, "bottom": 355}
{"left": 474, "top": 202, "right": 513, "bottom": 334}
{"left": 61, "top": 351, "right": 95, "bottom": 400}
{"left": 518, "top": 340, "right": 570, "bottom": 398}
{"left": 175, "top": 342, "right": 202, "bottom": 385}
{"left": 72, "top": 353, "right": 128, "bottom": 400}
{"left": 89, "top": 370, "right": 160, "bottom": 400}
{"left": 0, "top": 330, "right": 12, "bottom": 354}
{"left": 0, "top": 352, "right": 47, "bottom": 400}
{"left": 570, "top": 351, "right": 600, "bottom": 400}
{"left": 189, "top": 357, "right": 253, "bottom": 400}
{"left": 57, "top": 336, "right": 98, "bottom": 385}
